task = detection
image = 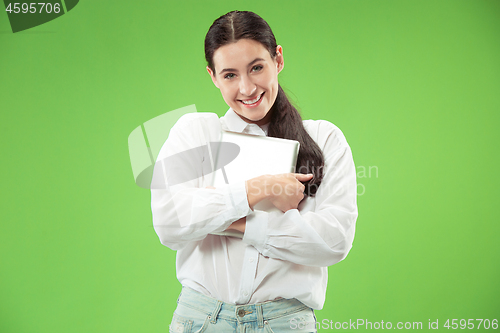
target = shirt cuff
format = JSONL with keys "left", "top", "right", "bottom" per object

{"left": 226, "top": 181, "right": 252, "bottom": 218}
{"left": 242, "top": 210, "right": 269, "bottom": 253}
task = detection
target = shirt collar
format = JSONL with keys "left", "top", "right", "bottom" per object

{"left": 221, "top": 108, "right": 269, "bottom": 136}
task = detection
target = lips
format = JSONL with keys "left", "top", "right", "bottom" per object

{"left": 239, "top": 92, "right": 264, "bottom": 105}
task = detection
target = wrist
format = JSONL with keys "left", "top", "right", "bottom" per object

{"left": 246, "top": 175, "right": 271, "bottom": 209}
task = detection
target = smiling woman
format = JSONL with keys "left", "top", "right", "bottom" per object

{"left": 206, "top": 39, "right": 283, "bottom": 126}
{"left": 151, "top": 10, "right": 358, "bottom": 333}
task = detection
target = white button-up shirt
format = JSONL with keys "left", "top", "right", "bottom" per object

{"left": 151, "top": 108, "right": 357, "bottom": 310}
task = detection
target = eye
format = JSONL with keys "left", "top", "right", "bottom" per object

{"left": 224, "top": 73, "right": 236, "bottom": 79}
{"left": 252, "top": 65, "right": 263, "bottom": 72}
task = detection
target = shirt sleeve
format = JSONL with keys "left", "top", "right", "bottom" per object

{"left": 242, "top": 120, "right": 358, "bottom": 267}
{"left": 151, "top": 113, "right": 252, "bottom": 251}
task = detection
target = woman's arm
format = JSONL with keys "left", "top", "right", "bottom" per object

{"left": 240, "top": 121, "right": 358, "bottom": 267}
{"left": 151, "top": 113, "right": 252, "bottom": 250}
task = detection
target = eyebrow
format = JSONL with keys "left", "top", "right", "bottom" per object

{"left": 218, "top": 58, "right": 265, "bottom": 75}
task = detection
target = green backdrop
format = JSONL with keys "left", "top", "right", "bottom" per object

{"left": 1, "top": 0, "right": 499, "bottom": 332}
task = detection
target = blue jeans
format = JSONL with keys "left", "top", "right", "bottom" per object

{"left": 169, "top": 287, "right": 317, "bottom": 333}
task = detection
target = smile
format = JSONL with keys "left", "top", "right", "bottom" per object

{"left": 239, "top": 92, "right": 264, "bottom": 105}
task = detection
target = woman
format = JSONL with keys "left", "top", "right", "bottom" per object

{"left": 152, "top": 10, "right": 357, "bottom": 333}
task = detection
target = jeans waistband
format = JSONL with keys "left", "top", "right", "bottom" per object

{"left": 177, "top": 287, "right": 309, "bottom": 326}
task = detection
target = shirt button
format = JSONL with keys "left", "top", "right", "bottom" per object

{"left": 249, "top": 258, "right": 254, "bottom": 263}
{"left": 238, "top": 309, "right": 246, "bottom": 317}
{"left": 243, "top": 291, "right": 249, "bottom": 297}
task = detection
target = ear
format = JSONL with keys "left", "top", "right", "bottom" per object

{"left": 275, "top": 45, "right": 284, "bottom": 74}
{"left": 206, "top": 66, "right": 219, "bottom": 88}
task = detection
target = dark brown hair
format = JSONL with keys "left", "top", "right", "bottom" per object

{"left": 205, "top": 11, "right": 324, "bottom": 196}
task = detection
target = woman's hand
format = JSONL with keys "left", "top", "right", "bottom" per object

{"left": 246, "top": 173, "right": 313, "bottom": 212}
{"left": 266, "top": 173, "right": 313, "bottom": 212}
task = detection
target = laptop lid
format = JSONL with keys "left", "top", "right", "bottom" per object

{"left": 210, "top": 130, "right": 300, "bottom": 238}
{"left": 212, "top": 130, "right": 300, "bottom": 187}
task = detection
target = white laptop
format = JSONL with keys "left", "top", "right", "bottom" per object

{"left": 210, "top": 130, "right": 300, "bottom": 238}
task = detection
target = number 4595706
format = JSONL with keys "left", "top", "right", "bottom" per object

{"left": 444, "top": 319, "right": 498, "bottom": 329}
{"left": 5, "top": 3, "right": 61, "bottom": 14}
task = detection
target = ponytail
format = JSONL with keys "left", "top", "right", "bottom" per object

{"left": 268, "top": 85, "right": 324, "bottom": 196}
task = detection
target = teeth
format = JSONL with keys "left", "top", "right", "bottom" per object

{"left": 241, "top": 93, "right": 262, "bottom": 105}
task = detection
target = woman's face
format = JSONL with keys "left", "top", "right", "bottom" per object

{"left": 207, "top": 39, "right": 284, "bottom": 126}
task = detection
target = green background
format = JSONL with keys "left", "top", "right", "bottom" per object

{"left": 1, "top": 0, "right": 499, "bottom": 332}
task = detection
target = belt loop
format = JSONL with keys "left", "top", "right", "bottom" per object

{"left": 256, "top": 303, "right": 264, "bottom": 328}
{"left": 210, "top": 300, "right": 223, "bottom": 324}
{"left": 176, "top": 289, "right": 183, "bottom": 304}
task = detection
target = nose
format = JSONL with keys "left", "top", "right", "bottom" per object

{"left": 239, "top": 75, "right": 257, "bottom": 96}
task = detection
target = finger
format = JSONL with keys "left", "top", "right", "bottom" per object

{"left": 293, "top": 173, "right": 314, "bottom": 180}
